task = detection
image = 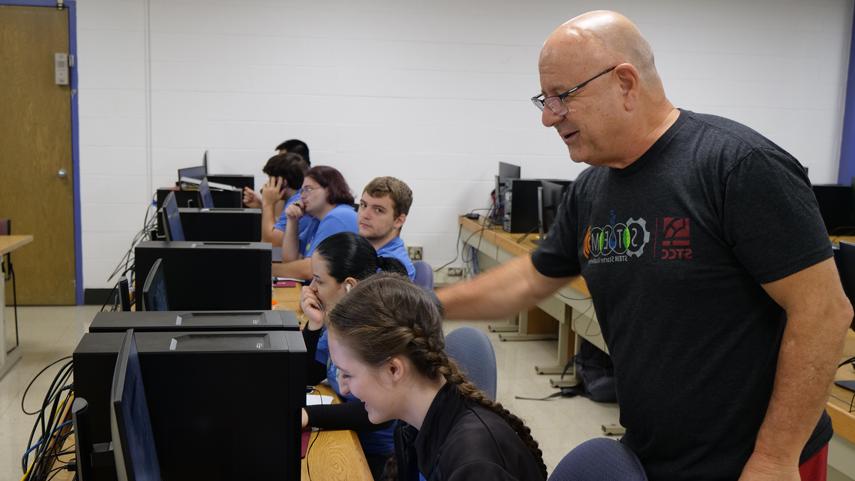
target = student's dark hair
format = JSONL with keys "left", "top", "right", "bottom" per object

{"left": 315, "top": 232, "right": 406, "bottom": 282}
{"left": 328, "top": 274, "right": 547, "bottom": 480}
{"left": 262, "top": 153, "right": 308, "bottom": 190}
{"left": 305, "top": 165, "right": 354, "bottom": 206}
{"left": 275, "top": 139, "right": 310, "bottom": 165}
{"left": 363, "top": 176, "right": 413, "bottom": 218}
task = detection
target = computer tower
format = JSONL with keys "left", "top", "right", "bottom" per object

{"left": 177, "top": 208, "right": 262, "bottom": 242}
{"left": 155, "top": 188, "right": 241, "bottom": 210}
{"left": 72, "top": 330, "right": 306, "bottom": 481}
{"left": 88, "top": 310, "right": 299, "bottom": 333}
{"left": 134, "top": 241, "right": 272, "bottom": 311}
{"left": 154, "top": 189, "right": 243, "bottom": 239}
{"left": 503, "top": 179, "right": 542, "bottom": 234}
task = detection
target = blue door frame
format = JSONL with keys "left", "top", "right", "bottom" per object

{"left": 2, "top": 0, "right": 82, "bottom": 304}
{"left": 839, "top": 5, "right": 855, "bottom": 186}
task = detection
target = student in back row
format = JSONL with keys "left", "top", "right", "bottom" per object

{"left": 273, "top": 166, "right": 357, "bottom": 279}
{"left": 242, "top": 152, "right": 312, "bottom": 245}
{"left": 274, "top": 173, "right": 417, "bottom": 281}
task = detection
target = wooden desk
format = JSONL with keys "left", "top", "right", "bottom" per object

{"left": 273, "top": 285, "right": 375, "bottom": 480}
{"left": 459, "top": 217, "right": 600, "bottom": 386}
{"left": 0, "top": 234, "right": 33, "bottom": 380}
{"left": 828, "top": 330, "right": 855, "bottom": 477}
{"left": 302, "top": 385, "right": 374, "bottom": 481}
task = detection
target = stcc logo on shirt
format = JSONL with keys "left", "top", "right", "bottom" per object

{"left": 658, "top": 217, "right": 693, "bottom": 260}
{"left": 582, "top": 215, "right": 694, "bottom": 263}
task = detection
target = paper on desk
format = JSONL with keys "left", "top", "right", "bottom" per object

{"left": 306, "top": 394, "right": 334, "bottom": 406}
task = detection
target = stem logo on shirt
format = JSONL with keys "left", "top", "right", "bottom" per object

{"left": 659, "top": 217, "right": 692, "bottom": 260}
{"left": 583, "top": 217, "right": 650, "bottom": 263}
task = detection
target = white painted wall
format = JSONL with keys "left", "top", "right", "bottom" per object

{"left": 76, "top": 0, "right": 854, "bottom": 288}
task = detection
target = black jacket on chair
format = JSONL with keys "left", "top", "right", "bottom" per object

{"left": 393, "top": 382, "right": 545, "bottom": 481}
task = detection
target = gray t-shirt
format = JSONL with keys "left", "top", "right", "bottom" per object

{"left": 532, "top": 109, "right": 833, "bottom": 480}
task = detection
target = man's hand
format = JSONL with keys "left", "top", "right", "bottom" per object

{"left": 300, "top": 286, "right": 324, "bottom": 330}
{"left": 243, "top": 187, "right": 261, "bottom": 208}
{"left": 737, "top": 452, "right": 800, "bottom": 481}
{"left": 301, "top": 408, "right": 309, "bottom": 429}
{"left": 262, "top": 177, "right": 284, "bottom": 206}
{"left": 285, "top": 201, "right": 305, "bottom": 221}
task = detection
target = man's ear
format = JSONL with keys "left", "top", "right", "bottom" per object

{"left": 393, "top": 213, "right": 407, "bottom": 230}
{"left": 614, "top": 63, "right": 640, "bottom": 111}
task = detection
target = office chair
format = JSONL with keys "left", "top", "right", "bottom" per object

{"left": 413, "top": 260, "right": 434, "bottom": 291}
{"left": 445, "top": 327, "right": 497, "bottom": 400}
{"left": 0, "top": 218, "right": 19, "bottom": 350}
{"left": 548, "top": 438, "right": 647, "bottom": 481}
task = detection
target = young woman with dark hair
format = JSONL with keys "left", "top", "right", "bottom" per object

{"left": 274, "top": 165, "right": 358, "bottom": 279}
{"left": 300, "top": 232, "right": 407, "bottom": 480}
{"left": 327, "top": 274, "right": 547, "bottom": 481}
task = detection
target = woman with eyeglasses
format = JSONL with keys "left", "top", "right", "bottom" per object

{"left": 274, "top": 165, "right": 358, "bottom": 280}
{"left": 300, "top": 232, "right": 408, "bottom": 480}
{"left": 327, "top": 274, "right": 547, "bottom": 481}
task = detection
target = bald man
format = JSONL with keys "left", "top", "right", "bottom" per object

{"left": 437, "top": 10, "right": 852, "bottom": 481}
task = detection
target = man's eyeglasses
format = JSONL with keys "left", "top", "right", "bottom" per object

{"left": 531, "top": 65, "right": 617, "bottom": 116}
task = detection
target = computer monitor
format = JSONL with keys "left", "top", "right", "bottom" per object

{"left": 161, "top": 192, "right": 185, "bottom": 241}
{"left": 812, "top": 184, "right": 855, "bottom": 234}
{"left": 499, "top": 162, "right": 521, "bottom": 182}
{"left": 119, "top": 278, "right": 132, "bottom": 311}
{"left": 177, "top": 165, "right": 206, "bottom": 183}
{"left": 142, "top": 259, "right": 168, "bottom": 312}
{"left": 540, "top": 180, "right": 572, "bottom": 235}
{"left": 110, "top": 330, "right": 162, "bottom": 481}
{"left": 198, "top": 178, "right": 215, "bottom": 209}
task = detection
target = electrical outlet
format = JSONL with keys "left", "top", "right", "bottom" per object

{"left": 407, "top": 246, "right": 423, "bottom": 261}
{"left": 447, "top": 267, "right": 464, "bottom": 277}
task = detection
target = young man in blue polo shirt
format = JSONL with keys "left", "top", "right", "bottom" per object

{"left": 357, "top": 176, "right": 416, "bottom": 280}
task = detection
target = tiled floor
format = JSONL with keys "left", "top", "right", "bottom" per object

{"left": 0, "top": 305, "right": 619, "bottom": 480}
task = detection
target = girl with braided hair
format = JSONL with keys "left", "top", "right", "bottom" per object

{"left": 299, "top": 232, "right": 408, "bottom": 480}
{"left": 327, "top": 273, "right": 547, "bottom": 481}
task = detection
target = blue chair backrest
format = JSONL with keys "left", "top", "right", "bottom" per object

{"left": 548, "top": 438, "right": 647, "bottom": 481}
{"left": 444, "top": 326, "right": 497, "bottom": 400}
{"left": 413, "top": 261, "right": 434, "bottom": 290}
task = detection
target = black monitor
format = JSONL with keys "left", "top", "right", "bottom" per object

{"left": 177, "top": 165, "right": 206, "bottom": 183}
{"left": 812, "top": 184, "right": 855, "bottom": 235}
{"left": 142, "top": 259, "right": 168, "bottom": 311}
{"left": 110, "top": 330, "right": 163, "bottom": 481}
{"left": 161, "top": 192, "right": 185, "bottom": 241}
{"left": 540, "top": 180, "right": 572, "bottom": 236}
{"left": 198, "top": 178, "right": 215, "bottom": 208}
{"left": 119, "top": 278, "right": 132, "bottom": 311}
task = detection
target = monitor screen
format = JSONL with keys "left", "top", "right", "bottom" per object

{"left": 540, "top": 180, "right": 572, "bottom": 234}
{"left": 498, "top": 162, "right": 521, "bottom": 182}
{"left": 162, "top": 192, "right": 185, "bottom": 241}
{"left": 110, "top": 330, "right": 162, "bottom": 481}
{"left": 812, "top": 184, "right": 854, "bottom": 234}
{"left": 198, "top": 178, "right": 215, "bottom": 209}
{"left": 142, "top": 259, "right": 169, "bottom": 312}
{"left": 177, "top": 165, "right": 206, "bottom": 182}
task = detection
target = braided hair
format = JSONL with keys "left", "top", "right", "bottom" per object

{"left": 328, "top": 273, "right": 548, "bottom": 480}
